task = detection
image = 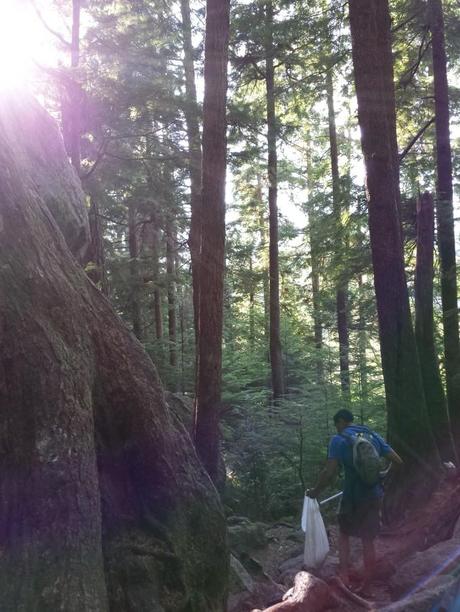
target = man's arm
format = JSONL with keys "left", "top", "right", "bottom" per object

{"left": 307, "top": 458, "right": 339, "bottom": 498}
{"left": 384, "top": 448, "right": 403, "bottom": 464}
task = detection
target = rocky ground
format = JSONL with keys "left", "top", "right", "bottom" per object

{"left": 227, "top": 475, "right": 460, "bottom": 611}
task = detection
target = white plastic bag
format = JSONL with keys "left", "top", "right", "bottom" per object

{"left": 301, "top": 496, "right": 330, "bottom": 568}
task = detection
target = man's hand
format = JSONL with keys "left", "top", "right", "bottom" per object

{"left": 307, "top": 458, "right": 339, "bottom": 500}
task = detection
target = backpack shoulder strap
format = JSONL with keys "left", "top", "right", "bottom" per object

{"left": 338, "top": 432, "right": 355, "bottom": 445}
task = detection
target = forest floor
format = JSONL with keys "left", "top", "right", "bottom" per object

{"left": 228, "top": 474, "right": 460, "bottom": 611}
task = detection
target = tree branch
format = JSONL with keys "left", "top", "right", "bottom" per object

{"left": 30, "top": 0, "right": 71, "bottom": 48}
{"left": 391, "top": 12, "right": 422, "bottom": 34}
{"left": 399, "top": 29, "right": 432, "bottom": 89}
{"left": 399, "top": 117, "right": 435, "bottom": 164}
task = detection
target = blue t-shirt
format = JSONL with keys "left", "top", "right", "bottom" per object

{"left": 328, "top": 425, "right": 391, "bottom": 502}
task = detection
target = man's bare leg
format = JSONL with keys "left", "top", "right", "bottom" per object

{"left": 361, "top": 537, "right": 376, "bottom": 586}
{"left": 338, "top": 531, "right": 351, "bottom": 584}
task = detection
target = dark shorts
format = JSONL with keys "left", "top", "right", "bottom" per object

{"left": 338, "top": 496, "right": 381, "bottom": 539}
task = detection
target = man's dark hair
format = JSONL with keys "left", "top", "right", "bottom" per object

{"left": 333, "top": 409, "right": 354, "bottom": 424}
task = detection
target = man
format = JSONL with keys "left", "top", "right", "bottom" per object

{"left": 307, "top": 409, "right": 402, "bottom": 591}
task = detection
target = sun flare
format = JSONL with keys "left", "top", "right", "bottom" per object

{"left": 0, "top": 0, "right": 59, "bottom": 91}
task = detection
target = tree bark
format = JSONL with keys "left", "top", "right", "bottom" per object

{"left": 348, "top": 0, "right": 437, "bottom": 473}
{"left": 415, "top": 192, "right": 455, "bottom": 461}
{"left": 249, "top": 253, "right": 255, "bottom": 351}
{"left": 358, "top": 275, "right": 368, "bottom": 415}
{"left": 166, "top": 220, "right": 178, "bottom": 378}
{"left": 69, "top": 0, "right": 81, "bottom": 173}
{"left": 306, "top": 144, "right": 324, "bottom": 386}
{"left": 128, "top": 202, "right": 142, "bottom": 341}
{"left": 429, "top": 0, "right": 460, "bottom": 428}
{"left": 153, "top": 239, "right": 163, "bottom": 341}
{"left": 265, "top": 0, "right": 285, "bottom": 400}
{"left": 311, "top": 258, "right": 323, "bottom": 383}
{"left": 180, "top": 0, "right": 203, "bottom": 347}
{"left": 87, "top": 196, "right": 108, "bottom": 294}
{"left": 326, "top": 69, "right": 350, "bottom": 398}
{"left": 257, "top": 178, "right": 270, "bottom": 346}
{"left": 0, "top": 92, "right": 228, "bottom": 612}
{"left": 147, "top": 211, "right": 164, "bottom": 341}
{"left": 194, "top": 0, "right": 230, "bottom": 482}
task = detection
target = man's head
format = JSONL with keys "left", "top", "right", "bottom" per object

{"left": 333, "top": 409, "right": 354, "bottom": 432}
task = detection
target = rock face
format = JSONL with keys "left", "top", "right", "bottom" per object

{"left": 381, "top": 576, "right": 459, "bottom": 612}
{"left": 389, "top": 538, "right": 460, "bottom": 598}
{"left": 228, "top": 517, "right": 268, "bottom": 556}
{"left": 0, "top": 94, "right": 228, "bottom": 611}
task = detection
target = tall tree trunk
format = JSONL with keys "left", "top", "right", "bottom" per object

{"left": 249, "top": 253, "right": 255, "bottom": 351}
{"left": 180, "top": 0, "right": 202, "bottom": 347}
{"left": 311, "top": 256, "right": 323, "bottom": 383}
{"left": 128, "top": 202, "right": 142, "bottom": 341}
{"left": 149, "top": 213, "right": 163, "bottom": 341}
{"left": 87, "top": 196, "right": 107, "bottom": 295}
{"left": 257, "top": 178, "right": 270, "bottom": 345}
{"left": 70, "top": 2, "right": 106, "bottom": 284}
{"left": 166, "top": 220, "right": 178, "bottom": 383}
{"left": 306, "top": 144, "right": 324, "bottom": 386}
{"left": 357, "top": 275, "right": 368, "bottom": 411}
{"left": 429, "top": 0, "right": 460, "bottom": 428}
{"left": 265, "top": 0, "right": 285, "bottom": 400}
{"left": 326, "top": 69, "right": 350, "bottom": 398}
{"left": 194, "top": 0, "right": 230, "bottom": 482}
{"left": 153, "top": 250, "right": 163, "bottom": 341}
{"left": 179, "top": 288, "right": 186, "bottom": 393}
{"left": 69, "top": 0, "right": 81, "bottom": 173}
{"left": 415, "top": 192, "right": 456, "bottom": 461}
{"left": 348, "top": 0, "right": 437, "bottom": 485}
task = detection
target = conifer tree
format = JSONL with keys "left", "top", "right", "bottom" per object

{"left": 429, "top": 0, "right": 460, "bottom": 427}
{"left": 195, "top": 0, "right": 231, "bottom": 482}
{"left": 348, "top": 0, "right": 438, "bottom": 480}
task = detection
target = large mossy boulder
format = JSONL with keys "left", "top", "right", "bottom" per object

{"left": 0, "top": 93, "right": 228, "bottom": 611}
{"left": 228, "top": 517, "right": 268, "bottom": 556}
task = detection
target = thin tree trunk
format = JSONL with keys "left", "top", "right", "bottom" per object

{"left": 69, "top": 0, "right": 81, "bottom": 173}
{"left": 180, "top": 0, "right": 202, "bottom": 347}
{"left": 415, "top": 192, "right": 455, "bottom": 461}
{"left": 326, "top": 69, "right": 350, "bottom": 397}
{"left": 166, "top": 221, "right": 177, "bottom": 379}
{"left": 87, "top": 196, "right": 107, "bottom": 295}
{"left": 128, "top": 203, "right": 142, "bottom": 341}
{"left": 257, "top": 178, "right": 270, "bottom": 345}
{"left": 306, "top": 144, "right": 324, "bottom": 386}
{"left": 71, "top": 1, "right": 104, "bottom": 285}
{"left": 249, "top": 253, "right": 255, "bottom": 351}
{"left": 348, "top": 0, "right": 437, "bottom": 479}
{"left": 149, "top": 216, "right": 163, "bottom": 341}
{"left": 179, "top": 290, "right": 186, "bottom": 393}
{"left": 153, "top": 263, "right": 163, "bottom": 341}
{"left": 336, "top": 289, "right": 350, "bottom": 394}
{"left": 194, "top": 0, "right": 230, "bottom": 482}
{"left": 265, "top": 0, "right": 284, "bottom": 400}
{"left": 311, "top": 260, "right": 323, "bottom": 383}
{"left": 429, "top": 0, "right": 460, "bottom": 427}
{"left": 154, "top": 287, "right": 163, "bottom": 339}
{"left": 357, "top": 275, "right": 368, "bottom": 409}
